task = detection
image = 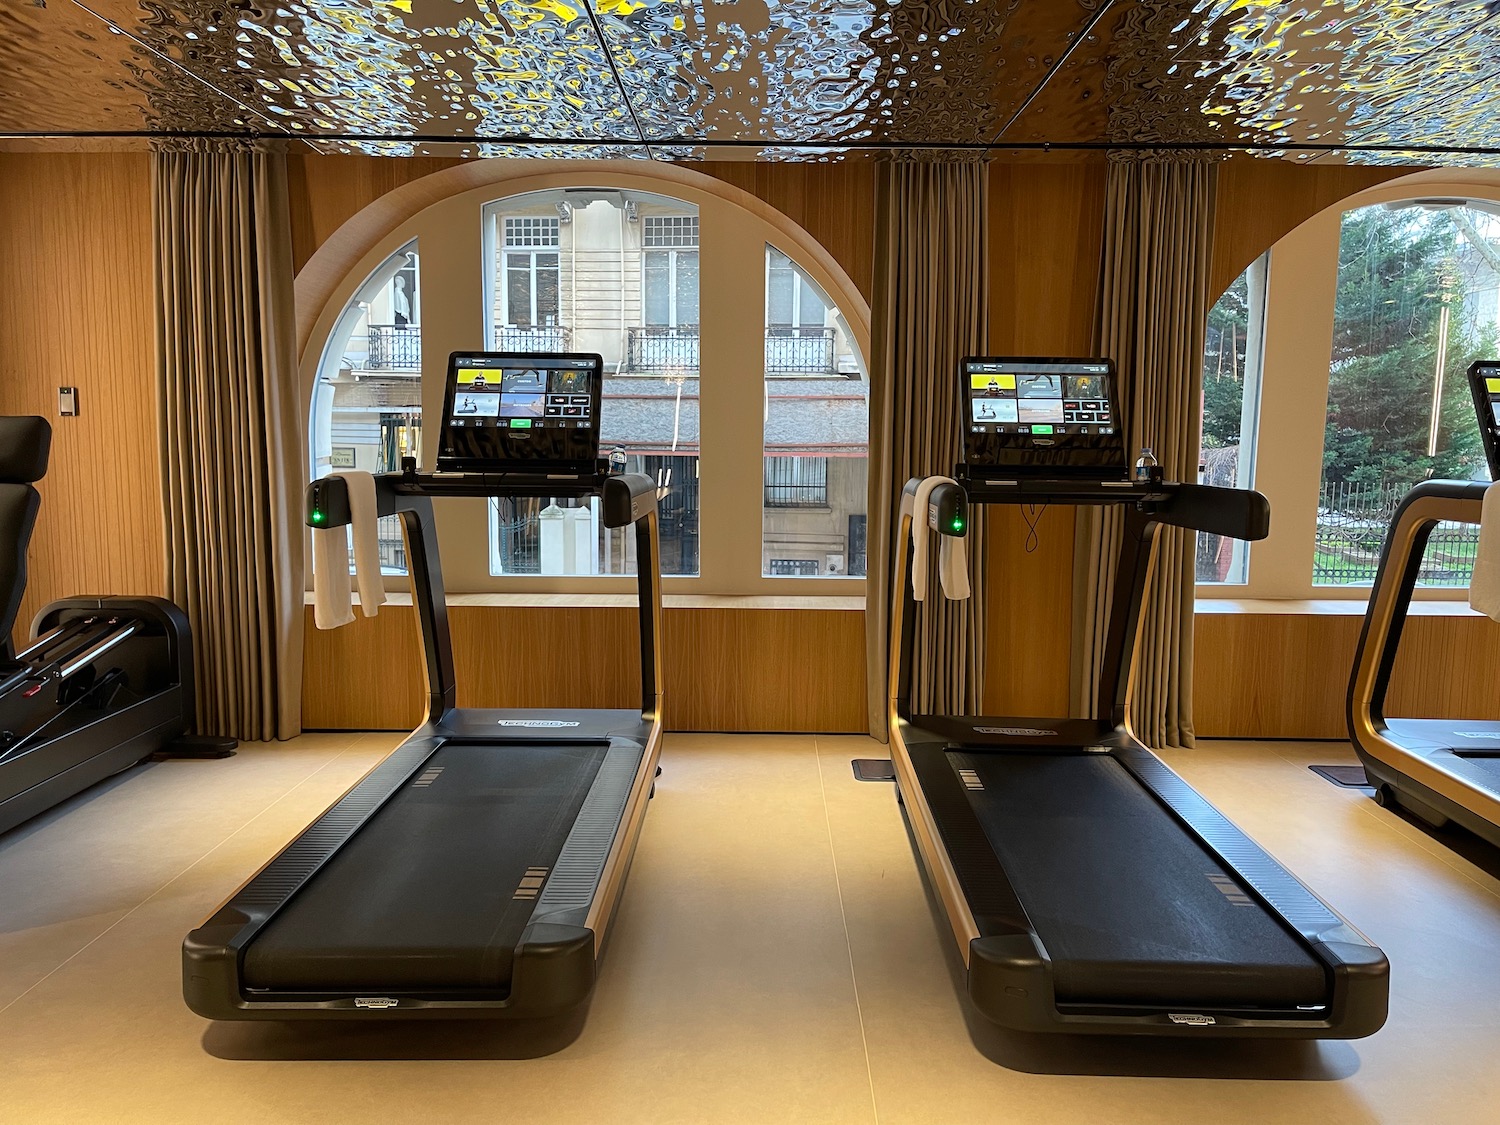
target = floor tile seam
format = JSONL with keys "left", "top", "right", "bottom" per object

{"left": 1344, "top": 795, "right": 1500, "bottom": 903}
{"left": 812, "top": 735, "right": 882, "bottom": 1125}
{"left": 0, "top": 744, "right": 370, "bottom": 1018}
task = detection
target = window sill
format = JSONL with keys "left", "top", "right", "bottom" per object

{"left": 303, "top": 592, "right": 864, "bottom": 611}
{"left": 1195, "top": 598, "right": 1487, "bottom": 618}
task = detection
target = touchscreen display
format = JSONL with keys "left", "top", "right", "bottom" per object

{"left": 1468, "top": 360, "right": 1500, "bottom": 478}
{"left": 439, "top": 352, "right": 602, "bottom": 471}
{"left": 962, "top": 357, "right": 1126, "bottom": 476}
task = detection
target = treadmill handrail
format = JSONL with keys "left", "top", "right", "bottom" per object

{"left": 1348, "top": 478, "right": 1490, "bottom": 736}
{"left": 304, "top": 472, "right": 664, "bottom": 725}
{"left": 893, "top": 475, "right": 1268, "bottom": 729}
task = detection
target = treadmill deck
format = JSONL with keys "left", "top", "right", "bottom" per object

{"left": 242, "top": 738, "right": 632, "bottom": 993}
{"left": 941, "top": 749, "right": 1325, "bottom": 1008}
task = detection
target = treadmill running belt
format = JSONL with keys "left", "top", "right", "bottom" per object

{"left": 243, "top": 741, "right": 609, "bottom": 993}
{"left": 948, "top": 751, "right": 1326, "bottom": 1009}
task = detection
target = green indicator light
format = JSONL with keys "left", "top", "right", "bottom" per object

{"left": 510, "top": 418, "right": 532, "bottom": 429}
{"left": 1033, "top": 424, "right": 1054, "bottom": 434}
{"left": 952, "top": 517, "right": 964, "bottom": 531}
{"left": 311, "top": 510, "right": 324, "bottom": 524}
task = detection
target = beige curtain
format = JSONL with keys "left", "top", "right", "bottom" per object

{"left": 154, "top": 142, "right": 304, "bottom": 741}
{"left": 865, "top": 160, "right": 990, "bottom": 737}
{"left": 1070, "top": 157, "right": 1217, "bottom": 748}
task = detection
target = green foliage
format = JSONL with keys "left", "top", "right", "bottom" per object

{"left": 1323, "top": 206, "right": 1492, "bottom": 486}
{"left": 1202, "top": 272, "right": 1249, "bottom": 448}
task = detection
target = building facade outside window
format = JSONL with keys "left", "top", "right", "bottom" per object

{"left": 303, "top": 167, "right": 872, "bottom": 597}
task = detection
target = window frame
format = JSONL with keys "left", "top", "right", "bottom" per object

{"left": 1196, "top": 169, "right": 1500, "bottom": 603}
{"left": 298, "top": 164, "right": 872, "bottom": 600}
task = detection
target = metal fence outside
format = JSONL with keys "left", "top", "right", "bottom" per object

{"left": 764, "top": 457, "right": 829, "bottom": 508}
{"left": 496, "top": 325, "right": 570, "bottom": 352}
{"left": 765, "top": 327, "right": 835, "bottom": 374}
{"left": 625, "top": 327, "right": 700, "bottom": 372}
{"left": 364, "top": 324, "right": 421, "bottom": 370}
{"left": 1315, "top": 479, "right": 1478, "bottom": 586}
{"left": 495, "top": 507, "right": 542, "bottom": 574}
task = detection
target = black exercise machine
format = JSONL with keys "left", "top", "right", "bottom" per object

{"left": 184, "top": 351, "right": 665, "bottom": 1020}
{"left": 0, "top": 415, "right": 232, "bottom": 837}
{"left": 887, "top": 357, "right": 1389, "bottom": 1037}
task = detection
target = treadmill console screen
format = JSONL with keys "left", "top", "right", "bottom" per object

{"left": 1468, "top": 359, "right": 1500, "bottom": 479}
{"left": 961, "top": 357, "right": 1127, "bottom": 476}
{"left": 438, "top": 351, "right": 603, "bottom": 472}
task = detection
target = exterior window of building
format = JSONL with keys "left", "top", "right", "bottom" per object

{"left": 481, "top": 191, "right": 702, "bottom": 577}
{"left": 638, "top": 215, "right": 700, "bottom": 373}
{"left": 761, "top": 243, "right": 868, "bottom": 578}
{"left": 498, "top": 215, "right": 563, "bottom": 351}
{"left": 308, "top": 240, "right": 422, "bottom": 575}
{"left": 1316, "top": 202, "right": 1498, "bottom": 588}
{"left": 1196, "top": 253, "right": 1268, "bottom": 586}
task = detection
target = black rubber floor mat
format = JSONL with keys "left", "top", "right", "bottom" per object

{"left": 1310, "top": 764, "right": 1372, "bottom": 788}
{"left": 852, "top": 759, "right": 895, "bottom": 782}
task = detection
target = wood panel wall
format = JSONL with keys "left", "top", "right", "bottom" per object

{"left": 302, "top": 604, "right": 866, "bottom": 731}
{"left": 0, "top": 149, "right": 1473, "bottom": 739}
{"left": 1195, "top": 610, "right": 1500, "bottom": 740}
{"left": 983, "top": 162, "right": 1106, "bottom": 715}
{"left": 980, "top": 156, "right": 1417, "bottom": 723}
{"left": 0, "top": 153, "right": 166, "bottom": 646}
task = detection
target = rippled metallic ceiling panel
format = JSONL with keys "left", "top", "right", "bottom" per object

{"left": 0, "top": 0, "right": 251, "bottom": 134}
{"left": 5, "top": 0, "right": 1500, "bottom": 164}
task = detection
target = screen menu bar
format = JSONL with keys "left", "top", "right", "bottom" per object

{"left": 450, "top": 363, "right": 593, "bottom": 431}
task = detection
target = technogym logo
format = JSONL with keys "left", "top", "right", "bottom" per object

{"left": 497, "top": 720, "right": 581, "bottom": 728}
{"left": 973, "top": 726, "right": 1058, "bottom": 737}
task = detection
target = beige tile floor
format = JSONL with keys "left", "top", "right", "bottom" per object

{"left": 0, "top": 733, "right": 1497, "bottom": 1124}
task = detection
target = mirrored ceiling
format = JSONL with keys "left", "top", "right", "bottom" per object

{"left": 3, "top": 0, "right": 1500, "bottom": 163}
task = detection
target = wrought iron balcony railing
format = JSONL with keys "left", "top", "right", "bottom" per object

{"left": 495, "top": 325, "right": 571, "bottom": 353}
{"left": 625, "top": 326, "right": 700, "bottom": 373}
{"left": 362, "top": 324, "right": 420, "bottom": 371}
{"left": 765, "top": 326, "right": 836, "bottom": 374}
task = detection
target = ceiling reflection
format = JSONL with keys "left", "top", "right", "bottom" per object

{"left": 4, "top": 0, "right": 1500, "bottom": 164}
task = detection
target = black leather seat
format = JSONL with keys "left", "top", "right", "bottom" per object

{"left": 0, "top": 417, "right": 51, "bottom": 661}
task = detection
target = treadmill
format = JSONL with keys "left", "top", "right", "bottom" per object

{"left": 1348, "top": 359, "right": 1500, "bottom": 846}
{"left": 888, "top": 356, "right": 1388, "bottom": 1037}
{"left": 184, "top": 351, "right": 665, "bottom": 1020}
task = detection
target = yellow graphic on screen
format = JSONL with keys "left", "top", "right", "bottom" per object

{"left": 1487, "top": 377, "right": 1500, "bottom": 394}
{"left": 971, "top": 374, "right": 1016, "bottom": 392}
{"left": 456, "top": 369, "right": 495, "bottom": 386}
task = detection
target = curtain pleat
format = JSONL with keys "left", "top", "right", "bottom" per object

{"left": 865, "top": 161, "right": 990, "bottom": 736}
{"left": 1070, "top": 159, "right": 1217, "bottom": 748}
{"left": 153, "top": 145, "right": 304, "bottom": 742}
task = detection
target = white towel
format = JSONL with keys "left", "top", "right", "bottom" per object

{"left": 911, "top": 475, "right": 971, "bottom": 602}
{"left": 310, "top": 472, "right": 386, "bottom": 630}
{"left": 1471, "top": 482, "right": 1500, "bottom": 621}
{"left": 346, "top": 471, "right": 386, "bottom": 618}
{"left": 312, "top": 521, "right": 354, "bottom": 630}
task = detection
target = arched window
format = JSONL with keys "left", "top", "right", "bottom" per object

{"left": 1194, "top": 172, "right": 1500, "bottom": 601}
{"left": 300, "top": 164, "right": 871, "bottom": 597}
{"left": 309, "top": 239, "right": 422, "bottom": 574}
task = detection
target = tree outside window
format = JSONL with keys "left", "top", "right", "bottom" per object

{"left": 1316, "top": 203, "right": 1499, "bottom": 587}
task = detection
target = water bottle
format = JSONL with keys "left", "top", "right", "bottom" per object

{"left": 1134, "top": 446, "right": 1161, "bottom": 484}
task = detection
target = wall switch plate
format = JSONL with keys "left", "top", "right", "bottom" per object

{"left": 58, "top": 386, "right": 78, "bottom": 416}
